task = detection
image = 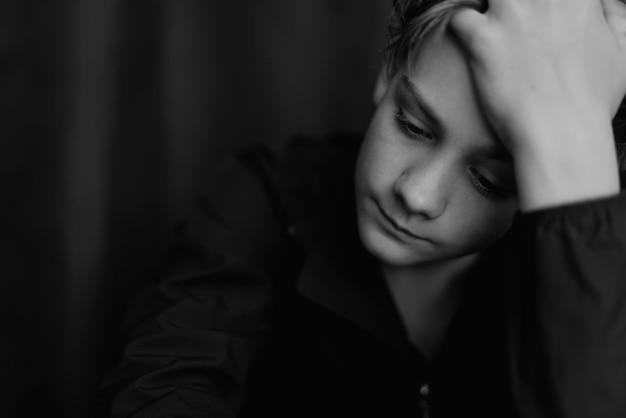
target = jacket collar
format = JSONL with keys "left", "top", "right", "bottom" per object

{"left": 293, "top": 217, "right": 509, "bottom": 361}
{"left": 294, "top": 231, "right": 410, "bottom": 350}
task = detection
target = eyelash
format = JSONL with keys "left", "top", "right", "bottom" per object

{"left": 469, "top": 167, "right": 510, "bottom": 199}
{"left": 394, "top": 108, "right": 512, "bottom": 200}
{"left": 394, "top": 109, "right": 433, "bottom": 141}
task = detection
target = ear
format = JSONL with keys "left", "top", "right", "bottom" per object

{"left": 373, "top": 66, "right": 391, "bottom": 105}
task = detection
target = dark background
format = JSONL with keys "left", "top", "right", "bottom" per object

{"left": 0, "top": 0, "right": 388, "bottom": 417}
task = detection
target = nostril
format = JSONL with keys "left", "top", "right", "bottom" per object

{"left": 393, "top": 164, "right": 449, "bottom": 220}
{"left": 393, "top": 181, "right": 446, "bottom": 220}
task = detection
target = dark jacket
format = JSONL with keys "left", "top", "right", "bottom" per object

{"left": 101, "top": 133, "right": 626, "bottom": 418}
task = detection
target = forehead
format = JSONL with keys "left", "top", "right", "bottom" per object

{"left": 401, "top": 26, "right": 501, "bottom": 157}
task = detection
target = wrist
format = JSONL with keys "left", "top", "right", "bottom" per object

{"left": 510, "top": 110, "right": 620, "bottom": 211}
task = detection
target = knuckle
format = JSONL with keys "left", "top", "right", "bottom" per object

{"left": 464, "top": 25, "right": 495, "bottom": 51}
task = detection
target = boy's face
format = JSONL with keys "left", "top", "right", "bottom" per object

{"left": 355, "top": 26, "right": 519, "bottom": 267}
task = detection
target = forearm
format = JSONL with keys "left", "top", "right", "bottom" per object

{"left": 100, "top": 256, "right": 274, "bottom": 418}
{"left": 100, "top": 146, "right": 295, "bottom": 417}
{"left": 508, "top": 194, "right": 626, "bottom": 418}
{"left": 511, "top": 107, "right": 621, "bottom": 212}
{"left": 450, "top": 0, "right": 626, "bottom": 213}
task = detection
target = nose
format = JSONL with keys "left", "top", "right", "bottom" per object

{"left": 393, "top": 159, "right": 450, "bottom": 220}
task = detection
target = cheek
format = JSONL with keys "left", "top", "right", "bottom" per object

{"left": 456, "top": 199, "right": 517, "bottom": 247}
{"left": 356, "top": 112, "right": 408, "bottom": 192}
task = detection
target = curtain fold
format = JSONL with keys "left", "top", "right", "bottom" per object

{"left": 0, "top": 1, "right": 388, "bottom": 416}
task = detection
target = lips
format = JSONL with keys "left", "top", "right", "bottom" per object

{"left": 376, "top": 202, "right": 430, "bottom": 242}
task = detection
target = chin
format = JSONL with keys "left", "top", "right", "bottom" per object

{"left": 357, "top": 221, "right": 432, "bottom": 267}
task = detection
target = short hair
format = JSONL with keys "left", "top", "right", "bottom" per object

{"left": 383, "top": 0, "right": 626, "bottom": 178}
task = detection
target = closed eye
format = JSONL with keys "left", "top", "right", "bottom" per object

{"left": 468, "top": 167, "right": 513, "bottom": 199}
{"left": 394, "top": 109, "right": 433, "bottom": 142}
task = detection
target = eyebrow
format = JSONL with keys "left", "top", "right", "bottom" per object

{"left": 399, "top": 74, "right": 445, "bottom": 136}
{"left": 399, "top": 74, "right": 511, "bottom": 162}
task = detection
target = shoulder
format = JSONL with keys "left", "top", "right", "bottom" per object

{"left": 274, "top": 132, "right": 364, "bottom": 246}
{"left": 183, "top": 132, "right": 364, "bottom": 260}
{"left": 223, "top": 131, "right": 363, "bottom": 203}
{"left": 280, "top": 131, "right": 364, "bottom": 169}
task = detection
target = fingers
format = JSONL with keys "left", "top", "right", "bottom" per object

{"left": 448, "top": 8, "right": 490, "bottom": 59}
{"left": 448, "top": 8, "right": 487, "bottom": 40}
{"left": 602, "top": 0, "right": 626, "bottom": 49}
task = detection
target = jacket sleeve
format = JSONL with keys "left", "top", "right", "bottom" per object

{"left": 507, "top": 192, "right": 626, "bottom": 418}
{"left": 100, "top": 146, "right": 299, "bottom": 418}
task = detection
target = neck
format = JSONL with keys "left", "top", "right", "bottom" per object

{"left": 381, "top": 254, "right": 479, "bottom": 363}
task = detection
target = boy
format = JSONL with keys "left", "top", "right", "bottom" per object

{"left": 101, "top": 0, "right": 626, "bottom": 417}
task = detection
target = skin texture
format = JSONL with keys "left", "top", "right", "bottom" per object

{"left": 354, "top": 27, "right": 520, "bottom": 358}
{"left": 355, "top": 26, "right": 518, "bottom": 269}
{"left": 354, "top": 0, "right": 626, "bottom": 358}
{"left": 355, "top": 0, "right": 626, "bottom": 272}
{"left": 450, "top": 0, "right": 625, "bottom": 210}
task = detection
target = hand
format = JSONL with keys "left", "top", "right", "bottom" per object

{"left": 450, "top": 0, "right": 625, "bottom": 210}
{"left": 450, "top": 0, "right": 626, "bottom": 148}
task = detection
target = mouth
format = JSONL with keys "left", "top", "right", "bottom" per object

{"left": 376, "top": 202, "right": 430, "bottom": 242}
